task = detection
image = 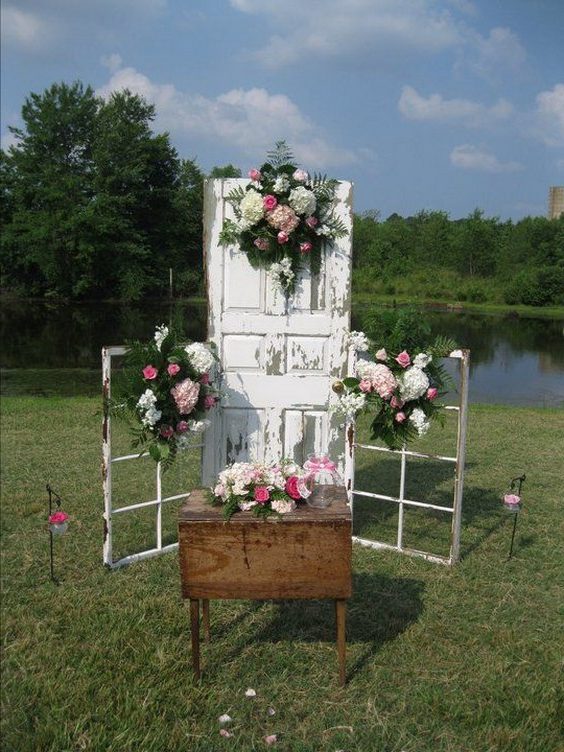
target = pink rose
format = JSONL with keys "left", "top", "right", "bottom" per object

{"left": 277, "top": 231, "right": 289, "bottom": 244}
{"left": 285, "top": 475, "right": 302, "bottom": 500}
{"left": 395, "top": 350, "right": 411, "bottom": 368}
{"left": 160, "top": 424, "right": 174, "bottom": 438}
{"left": 204, "top": 395, "right": 216, "bottom": 410}
{"left": 305, "top": 216, "right": 318, "bottom": 228}
{"left": 375, "top": 348, "right": 388, "bottom": 361}
{"left": 299, "top": 242, "right": 313, "bottom": 254}
{"left": 199, "top": 372, "right": 210, "bottom": 385}
{"left": 254, "top": 237, "right": 269, "bottom": 251}
{"left": 142, "top": 365, "right": 158, "bottom": 380}
{"left": 358, "top": 379, "right": 372, "bottom": 393}
{"left": 254, "top": 486, "right": 270, "bottom": 504}
{"left": 167, "top": 363, "right": 180, "bottom": 376}
{"left": 427, "top": 387, "right": 438, "bottom": 400}
{"left": 248, "top": 168, "right": 262, "bottom": 181}
{"left": 293, "top": 169, "right": 308, "bottom": 182}
{"left": 503, "top": 494, "right": 521, "bottom": 506}
{"left": 49, "top": 511, "right": 69, "bottom": 524}
{"left": 176, "top": 420, "right": 189, "bottom": 433}
{"left": 395, "top": 411, "right": 406, "bottom": 423}
{"left": 263, "top": 194, "right": 278, "bottom": 211}
{"left": 390, "top": 395, "right": 404, "bottom": 409}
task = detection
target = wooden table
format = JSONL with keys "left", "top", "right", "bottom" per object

{"left": 178, "top": 487, "right": 352, "bottom": 685}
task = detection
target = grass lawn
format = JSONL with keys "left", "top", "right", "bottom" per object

{"left": 1, "top": 396, "right": 563, "bottom": 752}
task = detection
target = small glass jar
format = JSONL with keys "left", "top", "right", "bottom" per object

{"left": 305, "top": 454, "right": 340, "bottom": 508}
{"left": 49, "top": 521, "right": 68, "bottom": 535}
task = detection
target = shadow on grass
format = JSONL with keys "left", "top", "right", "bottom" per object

{"left": 202, "top": 573, "right": 424, "bottom": 682}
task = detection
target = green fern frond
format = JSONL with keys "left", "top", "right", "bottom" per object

{"left": 266, "top": 141, "right": 294, "bottom": 168}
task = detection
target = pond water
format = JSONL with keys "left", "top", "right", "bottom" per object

{"left": 1, "top": 299, "right": 562, "bottom": 406}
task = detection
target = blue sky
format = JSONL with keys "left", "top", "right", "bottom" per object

{"left": 2, "top": 0, "right": 563, "bottom": 219}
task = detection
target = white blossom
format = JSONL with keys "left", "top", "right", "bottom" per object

{"left": 273, "top": 174, "right": 290, "bottom": 193}
{"left": 410, "top": 407, "right": 430, "bottom": 436}
{"left": 189, "top": 419, "right": 210, "bottom": 433}
{"left": 293, "top": 169, "right": 308, "bottom": 182}
{"left": 348, "top": 330, "right": 370, "bottom": 351}
{"left": 137, "top": 388, "right": 157, "bottom": 410}
{"left": 141, "top": 405, "right": 161, "bottom": 427}
{"left": 289, "top": 186, "right": 316, "bottom": 216}
{"left": 399, "top": 367, "right": 430, "bottom": 401}
{"left": 185, "top": 342, "right": 215, "bottom": 374}
{"left": 154, "top": 325, "right": 169, "bottom": 351}
{"left": 271, "top": 498, "right": 296, "bottom": 514}
{"left": 413, "top": 352, "right": 432, "bottom": 369}
{"left": 335, "top": 392, "right": 366, "bottom": 419}
{"left": 240, "top": 189, "right": 264, "bottom": 225}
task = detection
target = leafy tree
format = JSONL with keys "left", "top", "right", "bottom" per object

{"left": 209, "top": 164, "right": 241, "bottom": 178}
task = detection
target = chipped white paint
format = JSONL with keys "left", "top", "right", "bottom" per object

{"left": 344, "top": 349, "right": 470, "bottom": 566}
{"left": 202, "top": 178, "right": 353, "bottom": 482}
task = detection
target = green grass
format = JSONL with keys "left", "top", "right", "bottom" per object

{"left": 1, "top": 397, "right": 563, "bottom": 751}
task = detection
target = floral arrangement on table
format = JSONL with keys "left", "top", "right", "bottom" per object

{"left": 218, "top": 141, "right": 348, "bottom": 294}
{"left": 211, "top": 459, "right": 314, "bottom": 520}
{"left": 112, "top": 324, "right": 221, "bottom": 468}
{"left": 333, "top": 330, "right": 456, "bottom": 450}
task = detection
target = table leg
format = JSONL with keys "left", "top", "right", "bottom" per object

{"left": 202, "top": 599, "right": 210, "bottom": 641}
{"left": 335, "top": 599, "right": 347, "bottom": 687}
{"left": 190, "top": 598, "right": 200, "bottom": 680}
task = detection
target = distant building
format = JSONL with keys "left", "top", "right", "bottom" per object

{"left": 548, "top": 186, "right": 564, "bottom": 219}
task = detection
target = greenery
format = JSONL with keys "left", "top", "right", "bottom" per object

{"left": 353, "top": 210, "right": 564, "bottom": 308}
{"left": 1, "top": 394, "right": 562, "bottom": 751}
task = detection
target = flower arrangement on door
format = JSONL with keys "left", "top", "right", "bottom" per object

{"left": 219, "top": 142, "right": 348, "bottom": 294}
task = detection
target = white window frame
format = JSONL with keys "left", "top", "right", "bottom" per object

{"left": 344, "top": 349, "right": 470, "bottom": 565}
{"left": 102, "top": 346, "right": 202, "bottom": 569}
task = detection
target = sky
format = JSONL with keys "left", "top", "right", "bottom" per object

{"left": 1, "top": 0, "right": 563, "bottom": 220}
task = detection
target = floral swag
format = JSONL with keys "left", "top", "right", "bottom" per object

{"left": 219, "top": 142, "right": 348, "bottom": 294}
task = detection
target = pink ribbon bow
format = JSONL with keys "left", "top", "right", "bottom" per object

{"left": 303, "top": 455, "right": 338, "bottom": 476}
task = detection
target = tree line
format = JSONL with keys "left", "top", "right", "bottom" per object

{"left": 2, "top": 81, "right": 563, "bottom": 306}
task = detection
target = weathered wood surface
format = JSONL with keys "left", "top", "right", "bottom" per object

{"left": 178, "top": 488, "right": 352, "bottom": 600}
{"left": 201, "top": 178, "right": 353, "bottom": 485}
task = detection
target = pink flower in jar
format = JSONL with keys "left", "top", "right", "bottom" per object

{"left": 204, "top": 395, "right": 216, "bottom": 410}
{"left": 359, "top": 379, "right": 372, "bottom": 393}
{"left": 277, "top": 231, "right": 289, "bottom": 244}
{"left": 49, "top": 511, "right": 69, "bottom": 525}
{"left": 427, "top": 387, "right": 438, "bottom": 400}
{"left": 176, "top": 420, "right": 189, "bottom": 433}
{"left": 299, "top": 242, "right": 313, "bottom": 254}
{"left": 390, "top": 395, "right": 404, "bottom": 409}
{"left": 142, "top": 365, "right": 158, "bottom": 380}
{"left": 170, "top": 378, "right": 200, "bottom": 414}
{"left": 395, "top": 351, "right": 411, "bottom": 368}
{"left": 254, "top": 486, "right": 270, "bottom": 504}
{"left": 504, "top": 494, "right": 521, "bottom": 506}
{"left": 263, "top": 194, "right": 278, "bottom": 211}
{"left": 395, "top": 411, "right": 406, "bottom": 423}
{"left": 248, "top": 168, "right": 262, "bottom": 181}
{"left": 305, "top": 215, "right": 318, "bottom": 228}
{"left": 285, "top": 475, "right": 302, "bottom": 500}
{"left": 254, "top": 237, "right": 269, "bottom": 251}
{"left": 160, "top": 424, "right": 174, "bottom": 438}
{"left": 167, "top": 363, "right": 180, "bottom": 376}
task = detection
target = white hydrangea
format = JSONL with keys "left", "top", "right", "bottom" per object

{"left": 141, "top": 405, "right": 161, "bottom": 427}
{"left": 137, "top": 388, "right": 157, "bottom": 410}
{"left": 289, "top": 186, "right": 316, "bottom": 216}
{"left": 185, "top": 342, "right": 214, "bottom": 374}
{"left": 239, "top": 500, "right": 258, "bottom": 511}
{"left": 273, "top": 175, "right": 290, "bottom": 193}
{"left": 348, "top": 331, "right": 370, "bottom": 351}
{"left": 271, "top": 498, "right": 296, "bottom": 514}
{"left": 236, "top": 217, "right": 253, "bottom": 232}
{"left": 399, "top": 367, "right": 430, "bottom": 401}
{"left": 240, "top": 189, "right": 264, "bottom": 225}
{"left": 270, "top": 256, "right": 295, "bottom": 291}
{"left": 413, "top": 352, "right": 432, "bottom": 369}
{"left": 336, "top": 392, "right": 366, "bottom": 419}
{"left": 409, "top": 407, "right": 430, "bottom": 436}
{"left": 154, "top": 325, "right": 169, "bottom": 351}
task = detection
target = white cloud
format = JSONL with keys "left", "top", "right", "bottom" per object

{"left": 399, "top": 86, "right": 513, "bottom": 127}
{"left": 100, "top": 53, "right": 123, "bottom": 73}
{"left": 533, "top": 84, "right": 564, "bottom": 147}
{"left": 463, "top": 26, "right": 526, "bottom": 79}
{"left": 0, "top": 5, "right": 55, "bottom": 50}
{"left": 450, "top": 144, "right": 523, "bottom": 173}
{"left": 229, "top": 0, "right": 463, "bottom": 67}
{"left": 97, "top": 63, "right": 358, "bottom": 168}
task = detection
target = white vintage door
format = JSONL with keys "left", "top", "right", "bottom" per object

{"left": 202, "top": 178, "right": 353, "bottom": 485}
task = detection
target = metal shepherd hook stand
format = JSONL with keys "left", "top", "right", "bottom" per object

{"left": 47, "top": 484, "right": 67, "bottom": 584}
{"left": 505, "top": 473, "right": 526, "bottom": 560}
